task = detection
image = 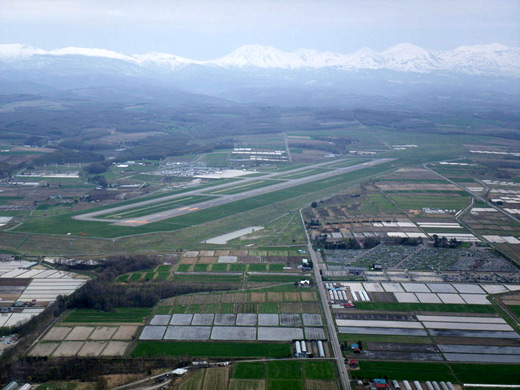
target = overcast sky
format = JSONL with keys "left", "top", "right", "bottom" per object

{"left": 1, "top": 0, "right": 519, "bottom": 59}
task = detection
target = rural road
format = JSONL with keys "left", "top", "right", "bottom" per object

{"left": 424, "top": 162, "right": 520, "bottom": 225}
{"left": 74, "top": 157, "right": 391, "bottom": 226}
{"left": 300, "top": 209, "right": 352, "bottom": 390}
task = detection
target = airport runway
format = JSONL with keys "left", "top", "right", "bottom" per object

{"left": 74, "top": 158, "right": 392, "bottom": 226}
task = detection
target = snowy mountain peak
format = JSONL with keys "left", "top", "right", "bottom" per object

{"left": 0, "top": 44, "right": 44, "bottom": 59}
{"left": 453, "top": 43, "right": 509, "bottom": 53}
{"left": 0, "top": 42, "right": 518, "bottom": 76}
{"left": 49, "top": 47, "right": 134, "bottom": 61}
{"left": 212, "top": 44, "right": 291, "bottom": 68}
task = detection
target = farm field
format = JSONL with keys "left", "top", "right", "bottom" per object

{"left": 30, "top": 324, "right": 138, "bottom": 357}
{"left": 334, "top": 278, "right": 520, "bottom": 379}
{"left": 62, "top": 308, "right": 152, "bottom": 323}
{"left": 115, "top": 248, "right": 311, "bottom": 284}
{"left": 174, "top": 360, "right": 339, "bottom": 390}
{"left": 135, "top": 281, "right": 325, "bottom": 343}
{"left": 350, "top": 361, "right": 520, "bottom": 384}
{"left": 132, "top": 341, "right": 291, "bottom": 358}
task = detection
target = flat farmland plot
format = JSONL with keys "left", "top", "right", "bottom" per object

{"left": 236, "top": 313, "right": 257, "bottom": 326}
{"left": 258, "top": 314, "right": 279, "bottom": 326}
{"left": 303, "top": 361, "right": 335, "bottom": 380}
{"left": 389, "top": 194, "right": 470, "bottom": 210}
{"left": 202, "top": 367, "right": 228, "bottom": 390}
{"left": 112, "top": 325, "right": 138, "bottom": 340}
{"left": 284, "top": 292, "right": 301, "bottom": 301}
{"left": 179, "top": 370, "right": 204, "bottom": 390}
{"left": 132, "top": 341, "right": 291, "bottom": 358}
{"left": 77, "top": 341, "right": 107, "bottom": 357}
{"left": 53, "top": 341, "right": 84, "bottom": 357}
{"left": 192, "top": 314, "right": 214, "bottom": 325}
{"left": 90, "top": 326, "right": 117, "bottom": 340}
{"left": 215, "top": 314, "right": 236, "bottom": 325}
{"left": 304, "top": 328, "right": 325, "bottom": 339}
{"left": 63, "top": 308, "right": 152, "bottom": 323}
{"left": 257, "top": 327, "right": 303, "bottom": 341}
{"left": 260, "top": 303, "right": 278, "bottom": 314}
{"left": 251, "top": 293, "right": 266, "bottom": 303}
{"left": 43, "top": 327, "right": 72, "bottom": 341}
{"left": 305, "top": 380, "right": 339, "bottom": 390}
{"left": 101, "top": 341, "right": 129, "bottom": 356}
{"left": 156, "top": 306, "right": 171, "bottom": 314}
{"left": 164, "top": 326, "right": 211, "bottom": 340}
{"left": 65, "top": 326, "right": 94, "bottom": 340}
{"left": 268, "top": 380, "right": 303, "bottom": 390}
{"left": 233, "top": 362, "right": 266, "bottom": 379}
{"left": 302, "top": 314, "right": 322, "bottom": 326}
{"left": 29, "top": 342, "right": 60, "bottom": 356}
{"left": 139, "top": 326, "right": 166, "bottom": 340}
{"left": 229, "top": 380, "right": 265, "bottom": 390}
{"left": 210, "top": 326, "right": 256, "bottom": 341}
{"left": 268, "top": 360, "right": 302, "bottom": 379}
{"left": 137, "top": 312, "right": 161, "bottom": 325}
{"left": 351, "top": 361, "right": 456, "bottom": 382}
{"left": 267, "top": 292, "right": 283, "bottom": 302}
{"left": 280, "top": 314, "right": 302, "bottom": 326}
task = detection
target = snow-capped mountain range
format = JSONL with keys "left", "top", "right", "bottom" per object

{"left": 1, "top": 42, "right": 519, "bottom": 77}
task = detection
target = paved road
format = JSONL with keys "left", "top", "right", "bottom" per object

{"left": 299, "top": 209, "right": 351, "bottom": 390}
{"left": 74, "top": 158, "right": 391, "bottom": 226}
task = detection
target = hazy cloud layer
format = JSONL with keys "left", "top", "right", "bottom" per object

{"left": 1, "top": 0, "right": 519, "bottom": 59}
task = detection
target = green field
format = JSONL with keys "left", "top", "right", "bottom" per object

{"left": 36, "top": 382, "right": 80, "bottom": 390}
{"left": 132, "top": 342, "right": 291, "bottom": 358}
{"left": 389, "top": 194, "right": 471, "bottom": 210}
{"left": 117, "top": 274, "right": 129, "bottom": 282}
{"left": 156, "top": 306, "right": 171, "bottom": 314}
{"left": 269, "top": 264, "right": 285, "bottom": 272}
{"left": 353, "top": 302, "right": 497, "bottom": 313}
{"left": 231, "top": 360, "right": 337, "bottom": 389}
{"left": 193, "top": 263, "right": 209, "bottom": 272}
{"left": 302, "top": 361, "right": 335, "bottom": 380}
{"left": 339, "top": 333, "right": 431, "bottom": 345}
{"left": 211, "top": 263, "right": 228, "bottom": 271}
{"left": 174, "top": 273, "right": 242, "bottom": 283}
{"left": 233, "top": 362, "right": 266, "bottom": 379}
{"left": 268, "top": 360, "right": 302, "bottom": 379}
{"left": 157, "top": 265, "right": 172, "bottom": 272}
{"left": 62, "top": 308, "right": 152, "bottom": 323}
{"left": 351, "top": 361, "right": 456, "bottom": 382}
{"left": 260, "top": 303, "right": 279, "bottom": 313}
{"left": 129, "top": 272, "right": 142, "bottom": 282}
{"left": 267, "top": 380, "right": 303, "bottom": 390}
{"left": 230, "top": 263, "right": 247, "bottom": 271}
{"left": 352, "top": 361, "right": 520, "bottom": 384}
{"left": 247, "top": 275, "right": 308, "bottom": 283}
{"left": 248, "top": 263, "right": 268, "bottom": 272}
{"left": 204, "top": 152, "right": 230, "bottom": 167}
